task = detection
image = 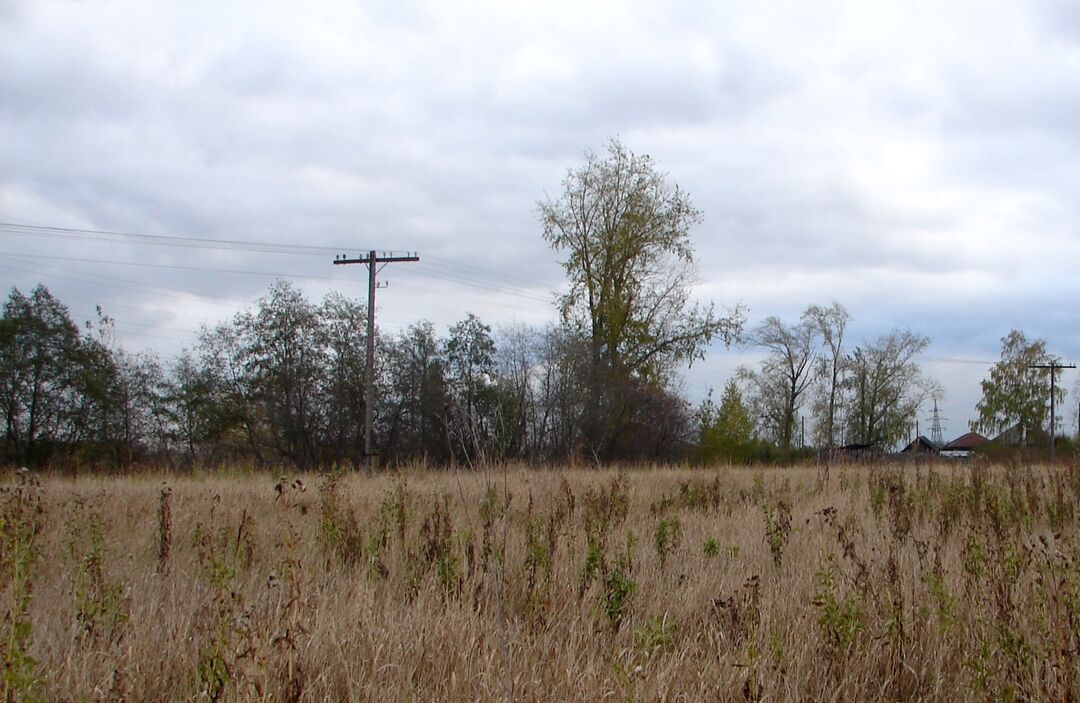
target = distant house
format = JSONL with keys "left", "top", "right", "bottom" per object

{"left": 901, "top": 436, "right": 939, "bottom": 455}
{"left": 832, "top": 443, "right": 883, "bottom": 461}
{"left": 994, "top": 425, "right": 1025, "bottom": 446}
{"left": 940, "top": 431, "right": 990, "bottom": 459}
{"left": 992, "top": 424, "right": 1049, "bottom": 447}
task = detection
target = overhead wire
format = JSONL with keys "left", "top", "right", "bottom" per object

{"left": 0, "top": 256, "right": 253, "bottom": 308}
{"left": 424, "top": 252, "right": 555, "bottom": 291}
{"left": 919, "top": 356, "right": 996, "bottom": 366}
{"left": 5, "top": 224, "right": 1023, "bottom": 401}
{"left": 2, "top": 220, "right": 558, "bottom": 304}
{"left": 9, "top": 252, "right": 357, "bottom": 284}
{"left": 395, "top": 266, "right": 553, "bottom": 303}
{"left": 56, "top": 296, "right": 206, "bottom": 335}
{"left": 1, "top": 222, "right": 566, "bottom": 357}
{"left": 8, "top": 251, "right": 555, "bottom": 304}
{"left": 55, "top": 294, "right": 232, "bottom": 326}
{"left": 8, "top": 227, "right": 1017, "bottom": 359}
{"left": 55, "top": 295, "right": 214, "bottom": 330}
{"left": 0, "top": 255, "right": 552, "bottom": 324}
{"left": 0, "top": 221, "right": 371, "bottom": 256}
{"left": 100, "top": 322, "right": 202, "bottom": 342}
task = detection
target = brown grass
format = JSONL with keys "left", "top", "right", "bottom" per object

{"left": 3, "top": 461, "right": 1080, "bottom": 701}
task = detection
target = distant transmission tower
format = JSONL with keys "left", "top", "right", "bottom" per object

{"left": 928, "top": 398, "right": 946, "bottom": 447}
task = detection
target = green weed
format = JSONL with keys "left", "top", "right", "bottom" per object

{"left": 0, "top": 471, "right": 45, "bottom": 703}
{"left": 653, "top": 517, "right": 681, "bottom": 572}
{"left": 764, "top": 501, "right": 791, "bottom": 568}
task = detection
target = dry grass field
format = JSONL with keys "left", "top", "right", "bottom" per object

{"left": 3, "top": 460, "right": 1080, "bottom": 701}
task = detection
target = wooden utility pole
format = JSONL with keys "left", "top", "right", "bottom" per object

{"left": 1029, "top": 361, "right": 1076, "bottom": 461}
{"left": 334, "top": 250, "right": 419, "bottom": 469}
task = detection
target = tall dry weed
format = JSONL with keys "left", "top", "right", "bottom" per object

{"left": 6, "top": 462, "right": 1080, "bottom": 700}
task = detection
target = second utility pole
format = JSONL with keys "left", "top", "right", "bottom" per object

{"left": 334, "top": 250, "right": 419, "bottom": 470}
{"left": 1029, "top": 360, "right": 1076, "bottom": 461}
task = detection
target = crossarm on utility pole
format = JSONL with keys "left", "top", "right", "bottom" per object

{"left": 334, "top": 250, "right": 420, "bottom": 470}
{"left": 1029, "top": 361, "right": 1077, "bottom": 461}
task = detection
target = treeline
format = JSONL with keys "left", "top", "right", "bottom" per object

{"left": 1, "top": 282, "right": 703, "bottom": 470}
{"left": 0, "top": 140, "right": 746, "bottom": 471}
{"left": 2, "top": 281, "right": 950, "bottom": 471}
{"left": 3, "top": 140, "right": 960, "bottom": 471}
{"left": 713, "top": 304, "right": 939, "bottom": 460}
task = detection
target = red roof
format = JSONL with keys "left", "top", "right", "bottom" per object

{"left": 944, "top": 432, "right": 990, "bottom": 450}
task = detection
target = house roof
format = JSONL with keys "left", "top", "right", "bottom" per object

{"left": 992, "top": 424, "right": 1049, "bottom": 446}
{"left": 901, "top": 436, "right": 939, "bottom": 453}
{"left": 944, "top": 431, "right": 990, "bottom": 450}
{"left": 840, "top": 443, "right": 877, "bottom": 451}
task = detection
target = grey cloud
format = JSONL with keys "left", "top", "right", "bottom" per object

{"left": 3, "top": 0, "right": 1080, "bottom": 432}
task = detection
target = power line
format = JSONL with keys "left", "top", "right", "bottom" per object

{"left": 8, "top": 252, "right": 356, "bottom": 284}
{"left": 0, "top": 221, "right": 552, "bottom": 289}
{"left": 96, "top": 326, "right": 197, "bottom": 344}
{"left": 60, "top": 296, "right": 229, "bottom": 326}
{"left": 0, "top": 221, "right": 368, "bottom": 256}
{"left": 1, "top": 254, "right": 551, "bottom": 323}
{"left": 63, "top": 308, "right": 202, "bottom": 336}
{"left": 8, "top": 251, "right": 555, "bottom": 304}
{"left": 0, "top": 256, "right": 252, "bottom": 308}
{"left": 397, "top": 266, "right": 553, "bottom": 303}
{"left": 919, "top": 355, "right": 996, "bottom": 365}
{"left": 0, "top": 267, "right": 229, "bottom": 326}
{"left": 103, "top": 329, "right": 195, "bottom": 345}
{"left": 2, "top": 221, "right": 557, "bottom": 303}
{"left": 424, "top": 252, "right": 554, "bottom": 291}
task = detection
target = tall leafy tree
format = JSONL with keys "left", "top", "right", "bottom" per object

{"left": 973, "top": 330, "right": 1063, "bottom": 444}
{"left": 804, "top": 302, "right": 849, "bottom": 449}
{"left": 530, "top": 325, "right": 591, "bottom": 461}
{"left": 699, "top": 380, "right": 755, "bottom": 464}
{"left": 321, "top": 292, "right": 368, "bottom": 464}
{"left": 95, "top": 347, "right": 166, "bottom": 469}
{"left": 747, "top": 316, "right": 818, "bottom": 449}
{"left": 245, "top": 281, "right": 328, "bottom": 468}
{"left": 621, "top": 380, "right": 695, "bottom": 459}
{"left": 444, "top": 313, "right": 496, "bottom": 460}
{"left": 381, "top": 321, "right": 449, "bottom": 464}
{"left": 491, "top": 323, "right": 538, "bottom": 459}
{"left": 538, "top": 138, "right": 743, "bottom": 381}
{"left": 165, "top": 350, "right": 227, "bottom": 467}
{"left": 73, "top": 310, "right": 162, "bottom": 469}
{"left": 538, "top": 138, "right": 743, "bottom": 458}
{"left": 0, "top": 285, "right": 85, "bottom": 464}
{"left": 197, "top": 313, "right": 264, "bottom": 464}
{"left": 843, "top": 329, "right": 935, "bottom": 449}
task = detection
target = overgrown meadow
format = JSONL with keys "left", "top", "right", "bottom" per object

{"left": 3, "top": 461, "right": 1080, "bottom": 701}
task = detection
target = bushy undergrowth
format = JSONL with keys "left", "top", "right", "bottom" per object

{"left": 5, "top": 461, "right": 1080, "bottom": 700}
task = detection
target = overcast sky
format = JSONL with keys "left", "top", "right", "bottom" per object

{"left": 3, "top": 0, "right": 1080, "bottom": 439}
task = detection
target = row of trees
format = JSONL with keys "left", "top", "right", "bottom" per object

{"left": 4, "top": 139, "right": 1067, "bottom": 469}
{"left": 732, "top": 306, "right": 937, "bottom": 449}
{"left": 4, "top": 138, "right": 743, "bottom": 469}
{"left": 0, "top": 281, "right": 713, "bottom": 469}
{"left": 5, "top": 279, "right": 1066, "bottom": 469}
{"left": 699, "top": 320, "right": 1074, "bottom": 465}
{"left": 698, "top": 303, "right": 939, "bottom": 464}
